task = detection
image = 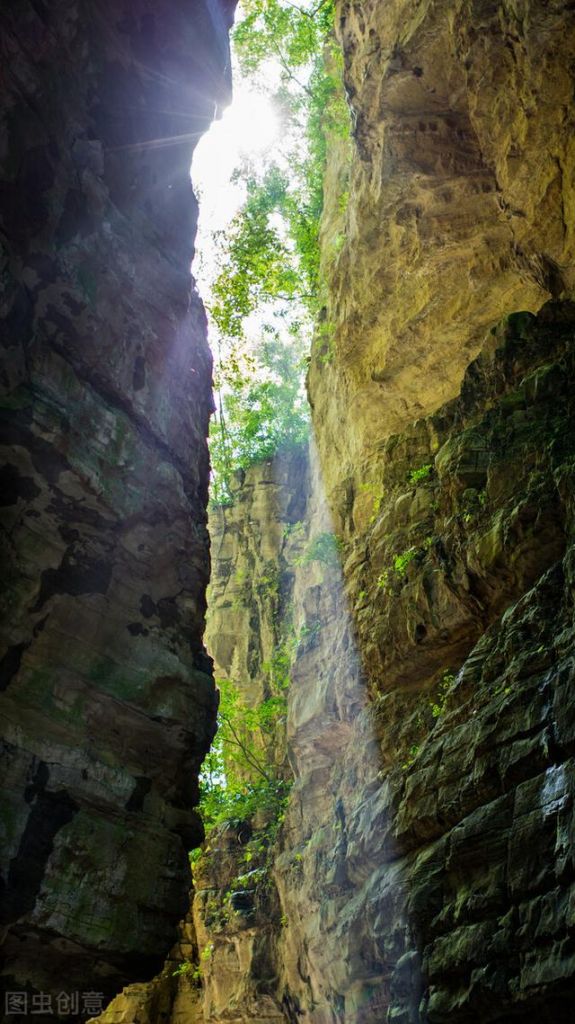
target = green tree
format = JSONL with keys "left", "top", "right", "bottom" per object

{"left": 207, "top": 0, "right": 351, "bottom": 504}
{"left": 197, "top": 677, "right": 289, "bottom": 834}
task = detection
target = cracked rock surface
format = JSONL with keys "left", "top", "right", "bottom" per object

{"left": 0, "top": 0, "right": 234, "bottom": 1008}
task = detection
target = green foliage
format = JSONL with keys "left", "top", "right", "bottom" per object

{"left": 377, "top": 536, "right": 434, "bottom": 593}
{"left": 315, "top": 318, "right": 336, "bottom": 365}
{"left": 210, "top": 334, "right": 310, "bottom": 506}
{"left": 283, "top": 519, "right": 305, "bottom": 541}
{"left": 208, "top": 0, "right": 351, "bottom": 504}
{"left": 393, "top": 546, "right": 419, "bottom": 578}
{"left": 172, "top": 961, "right": 202, "bottom": 982}
{"left": 376, "top": 570, "right": 389, "bottom": 592}
{"left": 408, "top": 463, "right": 433, "bottom": 484}
{"left": 198, "top": 675, "right": 289, "bottom": 834}
{"left": 209, "top": 167, "right": 301, "bottom": 340}
{"left": 254, "top": 565, "right": 280, "bottom": 602}
{"left": 359, "top": 481, "right": 386, "bottom": 523}
{"left": 401, "top": 744, "right": 420, "bottom": 771}
{"left": 429, "top": 671, "right": 455, "bottom": 719}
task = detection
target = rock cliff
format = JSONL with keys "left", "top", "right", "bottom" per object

{"left": 310, "top": 0, "right": 575, "bottom": 479}
{"left": 276, "top": 302, "right": 575, "bottom": 1023}
{"left": 94, "top": 449, "right": 308, "bottom": 1023}
{"left": 158, "top": 302, "right": 575, "bottom": 1024}
{"left": 4, "top": 0, "right": 575, "bottom": 1023}
{"left": 0, "top": 0, "right": 234, "bottom": 1012}
{"left": 166, "top": 2, "right": 575, "bottom": 1022}
{"left": 95, "top": 305, "right": 575, "bottom": 1023}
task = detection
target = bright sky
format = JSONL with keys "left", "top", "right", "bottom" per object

{"left": 191, "top": 72, "right": 280, "bottom": 295}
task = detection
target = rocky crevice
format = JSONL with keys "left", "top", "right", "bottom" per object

{"left": 93, "top": 1, "right": 575, "bottom": 1019}
{"left": 2, "top": 1, "right": 575, "bottom": 1022}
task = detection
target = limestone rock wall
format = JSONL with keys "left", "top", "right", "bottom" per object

{"left": 278, "top": 7, "right": 575, "bottom": 1011}
{"left": 198, "top": 450, "right": 309, "bottom": 1024}
{"left": 309, "top": 0, "right": 575, "bottom": 484}
{"left": 176, "top": 3, "right": 575, "bottom": 1021}
{"left": 93, "top": 448, "right": 308, "bottom": 1024}
{"left": 275, "top": 303, "right": 575, "bottom": 1023}
{"left": 18, "top": 1, "right": 575, "bottom": 1021}
{"left": 117, "top": 309, "right": 575, "bottom": 1024}
{"left": 0, "top": 0, "right": 234, "bottom": 1010}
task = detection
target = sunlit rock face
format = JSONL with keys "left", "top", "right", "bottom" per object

{"left": 291, "top": 8, "right": 575, "bottom": 1011}
{"left": 277, "top": 303, "right": 575, "bottom": 1023}
{"left": 309, "top": 0, "right": 575, "bottom": 486}
{"left": 98, "top": 310, "right": 575, "bottom": 1024}
{"left": 171, "top": 1, "right": 575, "bottom": 1018}
{"left": 0, "top": 0, "right": 235, "bottom": 1009}
{"left": 198, "top": 451, "right": 308, "bottom": 1024}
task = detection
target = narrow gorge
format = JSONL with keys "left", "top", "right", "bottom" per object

{"left": 1, "top": 2, "right": 575, "bottom": 1024}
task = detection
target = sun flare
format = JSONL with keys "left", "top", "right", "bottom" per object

{"left": 225, "top": 89, "right": 279, "bottom": 157}
{"left": 192, "top": 84, "right": 280, "bottom": 282}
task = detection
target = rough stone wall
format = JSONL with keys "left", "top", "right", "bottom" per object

{"left": 24, "top": 1, "right": 575, "bottom": 1022}
{"left": 309, "top": 0, "right": 575, "bottom": 479}
{"left": 0, "top": 0, "right": 234, "bottom": 1011}
{"left": 197, "top": 451, "right": 308, "bottom": 1024}
{"left": 105, "top": 308, "right": 575, "bottom": 1024}
{"left": 171, "top": 3, "right": 575, "bottom": 1021}
{"left": 275, "top": 303, "right": 575, "bottom": 1023}
{"left": 93, "top": 448, "right": 308, "bottom": 1024}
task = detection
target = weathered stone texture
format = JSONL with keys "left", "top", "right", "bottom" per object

{"left": 275, "top": 304, "right": 575, "bottom": 1024}
{"left": 7, "top": 0, "right": 573, "bottom": 1021}
{"left": 112, "top": 307, "right": 575, "bottom": 1024}
{"left": 0, "top": 0, "right": 234, "bottom": 1010}
{"left": 197, "top": 450, "right": 308, "bottom": 1024}
{"left": 94, "top": 449, "right": 308, "bottom": 1024}
{"left": 309, "top": 0, "right": 575, "bottom": 482}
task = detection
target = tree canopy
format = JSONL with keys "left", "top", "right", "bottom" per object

{"left": 206, "top": 0, "right": 349, "bottom": 505}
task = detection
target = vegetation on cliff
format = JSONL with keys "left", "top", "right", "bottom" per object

{"left": 198, "top": 676, "right": 290, "bottom": 836}
{"left": 208, "top": 0, "right": 349, "bottom": 504}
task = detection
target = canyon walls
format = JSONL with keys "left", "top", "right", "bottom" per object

{"left": 182, "top": 2, "right": 575, "bottom": 1023}
{"left": 0, "top": 0, "right": 235, "bottom": 1011}
{"left": 277, "top": 2, "right": 575, "bottom": 1017}
{"left": 182, "top": 305, "right": 575, "bottom": 1024}
{"left": 276, "top": 303, "right": 575, "bottom": 1023}
{"left": 94, "top": 449, "right": 309, "bottom": 1023}
{"left": 310, "top": 0, "right": 575, "bottom": 476}
{"left": 2, "top": 0, "right": 574, "bottom": 1022}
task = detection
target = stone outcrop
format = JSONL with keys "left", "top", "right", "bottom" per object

{"left": 310, "top": 0, "right": 575, "bottom": 482}
{"left": 197, "top": 451, "right": 308, "bottom": 1024}
{"left": 94, "top": 302, "right": 575, "bottom": 1024}
{"left": 152, "top": 303, "right": 575, "bottom": 1024}
{"left": 275, "top": 302, "right": 575, "bottom": 1023}
{"left": 3, "top": 0, "right": 574, "bottom": 1022}
{"left": 144, "top": 1, "right": 575, "bottom": 1018}
{"left": 0, "top": 0, "right": 235, "bottom": 1012}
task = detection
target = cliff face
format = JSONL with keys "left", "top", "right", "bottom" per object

{"left": 0, "top": 0, "right": 234, "bottom": 1009}
{"left": 175, "top": 2, "right": 575, "bottom": 1022}
{"left": 310, "top": 0, "right": 575, "bottom": 476}
{"left": 190, "top": 305, "right": 575, "bottom": 1024}
{"left": 4, "top": 0, "right": 574, "bottom": 1022}
{"left": 276, "top": 303, "right": 575, "bottom": 1024}
{"left": 196, "top": 451, "right": 308, "bottom": 1024}
{"left": 279, "top": 3, "right": 575, "bottom": 1012}
{"left": 95, "top": 450, "right": 308, "bottom": 1024}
